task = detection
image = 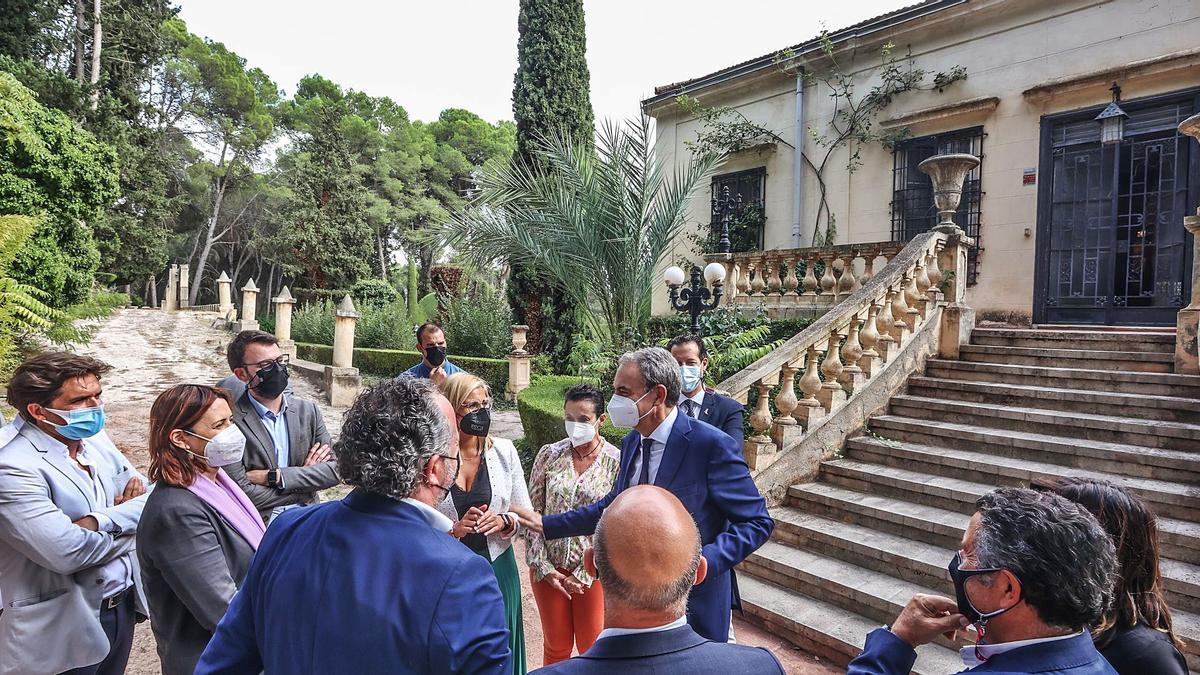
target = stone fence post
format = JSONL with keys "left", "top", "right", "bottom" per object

{"left": 178, "top": 263, "right": 190, "bottom": 309}
{"left": 234, "top": 278, "right": 260, "bottom": 332}
{"left": 505, "top": 325, "right": 531, "bottom": 402}
{"left": 273, "top": 286, "right": 296, "bottom": 359}
{"left": 216, "top": 271, "right": 234, "bottom": 320}
{"left": 325, "top": 294, "right": 362, "bottom": 407}
{"left": 164, "top": 265, "right": 179, "bottom": 312}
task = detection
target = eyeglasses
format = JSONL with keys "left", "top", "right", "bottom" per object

{"left": 461, "top": 399, "right": 492, "bottom": 414}
{"left": 242, "top": 355, "right": 289, "bottom": 370}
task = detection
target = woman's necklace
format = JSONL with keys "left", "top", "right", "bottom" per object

{"left": 572, "top": 441, "right": 600, "bottom": 461}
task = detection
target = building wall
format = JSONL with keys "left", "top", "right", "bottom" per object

{"left": 647, "top": 0, "right": 1200, "bottom": 321}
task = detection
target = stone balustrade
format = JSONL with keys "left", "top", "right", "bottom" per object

{"left": 705, "top": 241, "right": 907, "bottom": 317}
{"left": 715, "top": 228, "right": 970, "bottom": 474}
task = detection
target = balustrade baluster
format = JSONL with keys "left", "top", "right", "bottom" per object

{"left": 819, "top": 253, "right": 837, "bottom": 298}
{"left": 924, "top": 246, "right": 942, "bottom": 297}
{"left": 801, "top": 254, "right": 819, "bottom": 298}
{"left": 859, "top": 250, "right": 876, "bottom": 287}
{"left": 816, "top": 328, "right": 847, "bottom": 412}
{"left": 838, "top": 253, "right": 857, "bottom": 300}
{"left": 750, "top": 257, "right": 766, "bottom": 296}
{"left": 794, "top": 345, "right": 825, "bottom": 429}
{"left": 904, "top": 270, "right": 923, "bottom": 325}
{"left": 782, "top": 256, "right": 799, "bottom": 298}
{"left": 890, "top": 283, "right": 911, "bottom": 344}
{"left": 914, "top": 257, "right": 932, "bottom": 319}
{"left": 877, "top": 290, "right": 896, "bottom": 361}
{"left": 773, "top": 365, "right": 798, "bottom": 426}
{"left": 859, "top": 302, "right": 881, "bottom": 377}
{"left": 735, "top": 259, "right": 751, "bottom": 298}
{"left": 767, "top": 256, "right": 783, "bottom": 296}
{"left": 839, "top": 316, "right": 864, "bottom": 393}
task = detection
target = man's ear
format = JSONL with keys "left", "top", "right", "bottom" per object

{"left": 584, "top": 548, "right": 598, "bottom": 579}
{"left": 233, "top": 366, "right": 251, "bottom": 384}
{"left": 693, "top": 554, "right": 708, "bottom": 587}
{"left": 25, "top": 403, "right": 48, "bottom": 425}
{"left": 700, "top": 357, "right": 709, "bottom": 372}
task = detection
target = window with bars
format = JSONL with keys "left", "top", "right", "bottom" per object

{"left": 891, "top": 127, "right": 984, "bottom": 284}
{"left": 708, "top": 167, "right": 766, "bottom": 253}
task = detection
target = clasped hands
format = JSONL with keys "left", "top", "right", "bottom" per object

{"left": 452, "top": 504, "right": 516, "bottom": 539}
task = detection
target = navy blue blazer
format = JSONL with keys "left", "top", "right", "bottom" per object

{"left": 530, "top": 625, "right": 784, "bottom": 674}
{"left": 847, "top": 627, "right": 1118, "bottom": 675}
{"left": 543, "top": 410, "right": 774, "bottom": 642}
{"left": 195, "top": 489, "right": 511, "bottom": 674}
{"left": 696, "top": 389, "right": 744, "bottom": 447}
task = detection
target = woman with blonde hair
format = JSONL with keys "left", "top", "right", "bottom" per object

{"left": 437, "top": 372, "right": 532, "bottom": 674}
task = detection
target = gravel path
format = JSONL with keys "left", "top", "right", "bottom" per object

{"left": 70, "top": 308, "right": 835, "bottom": 674}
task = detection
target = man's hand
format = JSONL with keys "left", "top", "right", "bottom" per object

{"left": 114, "top": 476, "right": 146, "bottom": 505}
{"left": 304, "top": 443, "right": 333, "bottom": 466}
{"left": 890, "top": 594, "right": 969, "bottom": 648}
{"left": 508, "top": 505, "right": 543, "bottom": 535}
{"left": 429, "top": 366, "right": 447, "bottom": 386}
{"left": 246, "top": 469, "right": 269, "bottom": 486}
{"left": 73, "top": 515, "right": 99, "bottom": 531}
{"left": 544, "top": 570, "right": 581, "bottom": 599}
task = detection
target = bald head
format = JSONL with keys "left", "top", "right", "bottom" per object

{"left": 592, "top": 485, "right": 703, "bottom": 616}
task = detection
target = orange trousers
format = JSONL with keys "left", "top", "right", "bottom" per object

{"left": 529, "top": 568, "right": 605, "bottom": 665}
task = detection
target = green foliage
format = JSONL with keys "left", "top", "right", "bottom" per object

{"left": 516, "top": 375, "right": 626, "bottom": 454}
{"left": 351, "top": 278, "right": 398, "bottom": 307}
{"left": 676, "top": 94, "right": 788, "bottom": 156}
{"left": 0, "top": 215, "right": 59, "bottom": 372}
{"left": 291, "top": 301, "right": 335, "bottom": 346}
{"left": 687, "top": 202, "right": 766, "bottom": 255}
{"left": 297, "top": 342, "right": 511, "bottom": 391}
{"left": 292, "top": 299, "right": 416, "bottom": 351}
{"left": 0, "top": 71, "right": 119, "bottom": 307}
{"left": 675, "top": 325, "right": 785, "bottom": 385}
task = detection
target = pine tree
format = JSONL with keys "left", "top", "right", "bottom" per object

{"left": 508, "top": 0, "right": 594, "bottom": 366}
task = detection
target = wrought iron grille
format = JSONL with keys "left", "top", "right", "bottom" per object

{"left": 709, "top": 167, "right": 766, "bottom": 252}
{"left": 891, "top": 127, "right": 984, "bottom": 284}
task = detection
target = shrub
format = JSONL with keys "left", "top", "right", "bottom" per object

{"left": 443, "top": 283, "right": 513, "bottom": 358}
{"left": 292, "top": 300, "right": 417, "bottom": 351}
{"left": 292, "top": 300, "right": 335, "bottom": 346}
{"left": 296, "top": 343, "right": 510, "bottom": 392}
{"left": 351, "top": 278, "right": 398, "bottom": 307}
{"left": 294, "top": 288, "right": 352, "bottom": 304}
{"left": 517, "top": 375, "right": 627, "bottom": 453}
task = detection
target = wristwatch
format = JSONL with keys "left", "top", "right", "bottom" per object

{"left": 267, "top": 469, "right": 280, "bottom": 489}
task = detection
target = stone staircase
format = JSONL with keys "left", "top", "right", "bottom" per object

{"left": 737, "top": 327, "right": 1200, "bottom": 674}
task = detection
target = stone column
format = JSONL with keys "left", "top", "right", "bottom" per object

{"left": 506, "top": 325, "right": 532, "bottom": 402}
{"left": 1176, "top": 114, "right": 1200, "bottom": 374}
{"left": 178, "top": 263, "right": 190, "bottom": 309}
{"left": 164, "top": 264, "right": 179, "bottom": 312}
{"left": 272, "top": 286, "right": 297, "bottom": 359}
{"left": 325, "top": 295, "right": 362, "bottom": 407}
{"left": 234, "top": 279, "right": 260, "bottom": 332}
{"left": 938, "top": 233, "right": 975, "bottom": 360}
{"left": 216, "top": 271, "right": 234, "bottom": 320}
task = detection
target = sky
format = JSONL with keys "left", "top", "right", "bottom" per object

{"left": 176, "top": 0, "right": 913, "bottom": 125}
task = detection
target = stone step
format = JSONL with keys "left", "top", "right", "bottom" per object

{"left": 1034, "top": 324, "right": 1179, "bottom": 333}
{"left": 959, "top": 344, "right": 1173, "bottom": 373}
{"left": 741, "top": 541, "right": 967, "bottom": 652}
{"left": 907, "top": 376, "right": 1200, "bottom": 424}
{"left": 1175, "top": 609, "right": 1200, "bottom": 673}
{"left": 867, "top": 415, "right": 1200, "bottom": 484}
{"left": 844, "top": 435, "right": 1200, "bottom": 530}
{"left": 1163, "top": 558, "right": 1200, "bottom": 616}
{"left": 971, "top": 327, "right": 1175, "bottom": 353}
{"left": 925, "top": 359, "right": 1200, "bottom": 399}
{"left": 807, "top": 461, "right": 1200, "bottom": 563}
{"left": 888, "top": 395, "right": 1200, "bottom": 452}
{"left": 735, "top": 573, "right": 965, "bottom": 674}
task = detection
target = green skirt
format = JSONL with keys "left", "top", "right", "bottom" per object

{"left": 490, "top": 545, "right": 527, "bottom": 674}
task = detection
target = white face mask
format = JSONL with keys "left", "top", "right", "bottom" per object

{"left": 564, "top": 420, "right": 597, "bottom": 447}
{"left": 183, "top": 425, "right": 247, "bottom": 467}
{"left": 607, "top": 390, "right": 655, "bottom": 429}
{"left": 679, "top": 365, "right": 704, "bottom": 393}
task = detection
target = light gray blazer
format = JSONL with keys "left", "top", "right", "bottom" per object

{"left": 0, "top": 421, "right": 148, "bottom": 675}
{"left": 225, "top": 390, "right": 339, "bottom": 520}
{"left": 437, "top": 437, "right": 533, "bottom": 562}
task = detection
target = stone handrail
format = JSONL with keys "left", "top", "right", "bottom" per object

{"left": 715, "top": 228, "right": 971, "bottom": 475}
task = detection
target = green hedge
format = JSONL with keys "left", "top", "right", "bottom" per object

{"left": 517, "top": 375, "right": 628, "bottom": 453}
{"left": 296, "top": 343, "right": 510, "bottom": 392}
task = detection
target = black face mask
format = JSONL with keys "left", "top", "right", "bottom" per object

{"left": 948, "top": 551, "right": 1019, "bottom": 626}
{"left": 425, "top": 345, "right": 447, "bottom": 367}
{"left": 251, "top": 361, "right": 289, "bottom": 400}
{"left": 459, "top": 408, "right": 491, "bottom": 437}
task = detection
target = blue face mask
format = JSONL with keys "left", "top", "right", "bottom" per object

{"left": 43, "top": 405, "right": 106, "bottom": 440}
{"left": 679, "top": 365, "right": 704, "bottom": 393}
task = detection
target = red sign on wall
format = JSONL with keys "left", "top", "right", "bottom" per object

{"left": 1023, "top": 168, "right": 1037, "bottom": 186}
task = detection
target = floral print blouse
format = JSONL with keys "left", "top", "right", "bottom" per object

{"left": 524, "top": 437, "right": 620, "bottom": 586}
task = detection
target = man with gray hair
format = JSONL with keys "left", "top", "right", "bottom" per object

{"left": 513, "top": 347, "right": 773, "bottom": 643}
{"left": 197, "top": 377, "right": 511, "bottom": 674}
{"left": 848, "top": 487, "right": 1118, "bottom": 674}
{"left": 531, "top": 486, "right": 783, "bottom": 673}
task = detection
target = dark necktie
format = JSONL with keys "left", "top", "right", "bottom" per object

{"left": 637, "top": 438, "right": 653, "bottom": 486}
{"left": 684, "top": 399, "right": 699, "bottom": 418}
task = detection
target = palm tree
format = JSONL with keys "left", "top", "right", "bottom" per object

{"left": 440, "top": 117, "right": 719, "bottom": 346}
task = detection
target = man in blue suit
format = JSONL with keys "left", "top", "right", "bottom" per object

{"left": 196, "top": 377, "right": 511, "bottom": 674}
{"left": 531, "top": 485, "right": 783, "bottom": 674}
{"left": 847, "top": 488, "right": 1118, "bottom": 675}
{"left": 514, "top": 347, "right": 773, "bottom": 643}
{"left": 668, "top": 335, "right": 744, "bottom": 446}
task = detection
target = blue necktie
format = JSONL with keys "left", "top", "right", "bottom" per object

{"left": 638, "top": 438, "right": 653, "bottom": 486}
{"left": 684, "top": 399, "right": 699, "bottom": 418}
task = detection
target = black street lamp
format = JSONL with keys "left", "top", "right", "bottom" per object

{"left": 664, "top": 262, "right": 727, "bottom": 336}
{"left": 711, "top": 185, "right": 742, "bottom": 255}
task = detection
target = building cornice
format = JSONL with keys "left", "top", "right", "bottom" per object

{"left": 879, "top": 96, "right": 1001, "bottom": 129}
{"left": 1022, "top": 47, "right": 1200, "bottom": 101}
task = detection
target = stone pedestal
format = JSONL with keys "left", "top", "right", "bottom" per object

{"left": 838, "top": 368, "right": 865, "bottom": 395}
{"left": 815, "top": 383, "right": 846, "bottom": 413}
{"left": 178, "top": 263, "right": 190, "bottom": 309}
{"left": 216, "top": 271, "right": 234, "bottom": 318}
{"left": 506, "top": 325, "right": 531, "bottom": 401}
{"left": 164, "top": 265, "right": 179, "bottom": 312}
{"left": 273, "top": 286, "right": 297, "bottom": 359}
{"left": 792, "top": 401, "right": 826, "bottom": 431}
{"left": 742, "top": 437, "right": 779, "bottom": 472}
{"left": 234, "top": 279, "right": 260, "bottom": 332}
{"left": 324, "top": 366, "right": 362, "bottom": 408}
{"left": 1177, "top": 308, "right": 1199, "bottom": 374}
{"left": 939, "top": 304, "right": 976, "bottom": 360}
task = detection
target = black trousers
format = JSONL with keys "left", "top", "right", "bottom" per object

{"left": 59, "top": 593, "right": 135, "bottom": 675}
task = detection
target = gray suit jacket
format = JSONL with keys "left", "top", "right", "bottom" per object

{"left": 137, "top": 484, "right": 256, "bottom": 675}
{"left": 0, "top": 421, "right": 148, "bottom": 675}
{"left": 226, "top": 390, "right": 338, "bottom": 520}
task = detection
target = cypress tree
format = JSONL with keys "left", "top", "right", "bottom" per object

{"left": 508, "top": 0, "right": 594, "bottom": 366}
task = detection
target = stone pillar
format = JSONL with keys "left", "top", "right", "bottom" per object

{"left": 272, "top": 285, "right": 297, "bottom": 359}
{"left": 938, "top": 234, "right": 975, "bottom": 360}
{"left": 232, "top": 278, "right": 260, "bottom": 332}
{"left": 325, "top": 295, "right": 363, "bottom": 407}
{"left": 216, "top": 271, "right": 234, "bottom": 320}
{"left": 178, "top": 263, "right": 190, "bottom": 309}
{"left": 506, "top": 325, "right": 532, "bottom": 402}
{"left": 1176, "top": 114, "right": 1200, "bottom": 374}
{"left": 164, "top": 264, "right": 179, "bottom": 312}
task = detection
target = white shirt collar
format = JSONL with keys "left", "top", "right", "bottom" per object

{"left": 960, "top": 630, "right": 1084, "bottom": 668}
{"left": 678, "top": 389, "right": 705, "bottom": 408}
{"left": 597, "top": 615, "right": 688, "bottom": 641}
{"left": 401, "top": 497, "right": 454, "bottom": 534}
{"left": 643, "top": 406, "right": 679, "bottom": 446}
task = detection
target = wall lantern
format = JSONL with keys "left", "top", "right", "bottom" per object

{"left": 1095, "top": 82, "right": 1128, "bottom": 145}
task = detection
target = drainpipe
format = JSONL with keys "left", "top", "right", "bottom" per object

{"left": 791, "top": 70, "right": 805, "bottom": 247}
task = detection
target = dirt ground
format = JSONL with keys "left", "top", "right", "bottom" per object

{"left": 72, "top": 308, "right": 837, "bottom": 674}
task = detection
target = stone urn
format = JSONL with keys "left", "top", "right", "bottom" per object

{"left": 511, "top": 325, "right": 529, "bottom": 355}
{"left": 917, "top": 153, "right": 981, "bottom": 234}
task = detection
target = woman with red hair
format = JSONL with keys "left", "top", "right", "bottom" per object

{"left": 136, "top": 384, "right": 266, "bottom": 675}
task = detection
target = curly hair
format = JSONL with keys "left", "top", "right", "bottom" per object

{"left": 975, "top": 487, "right": 1117, "bottom": 631}
{"left": 335, "top": 377, "right": 451, "bottom": 500}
